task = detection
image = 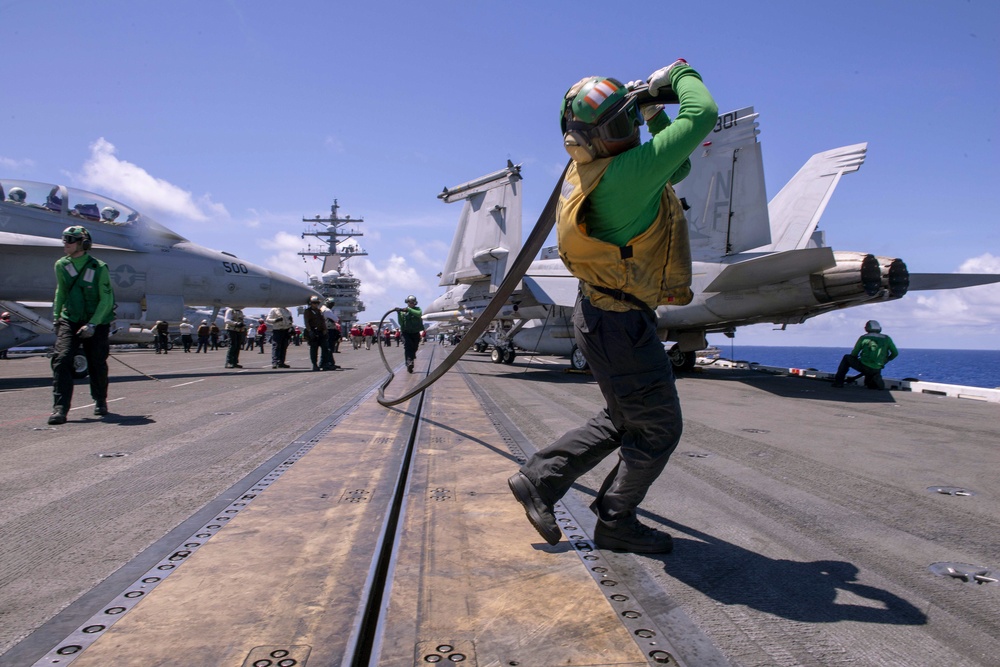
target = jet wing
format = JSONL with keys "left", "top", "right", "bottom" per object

{"left": 522, "top": 274, "right": 579, "bottom": 308}
{"left": 907, "top": 273, "right": 1000, "bottom": 291}
{"left": 704, "top": 247, "right": 836, "bottom": 293}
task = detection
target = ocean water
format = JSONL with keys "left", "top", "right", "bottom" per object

{"left": 711, "top": 345, "right": 1000, "bottom": 390}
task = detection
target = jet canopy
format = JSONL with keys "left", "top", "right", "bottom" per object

{"left": 0, "top": 178, "right": 186, "bottom": 241}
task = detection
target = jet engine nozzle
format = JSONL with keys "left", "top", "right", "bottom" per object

{"left": 810, "top": 252, "right": 909, "bottom": 304}
{"left": 884, "top": 256, "right": 909, "bottom": 298}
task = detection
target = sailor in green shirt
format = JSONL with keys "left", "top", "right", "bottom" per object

{"left": 49, "top": 225, "right": 116, "bottom": 424}
{"left": 832, "top": 320, "right": 899, "bottom": 389}
{"left": 396, "top": 295, "right": 424, "bottom": 373}
{"left": 509, "top": 61, "right": 717, "bottom": 554}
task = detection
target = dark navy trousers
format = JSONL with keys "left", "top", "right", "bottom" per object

{"left": 520, "top": 296, "right": 683, "bottom": 526}
{"left": 402, "top": 332, "right": 421, "bottom": 366}
{"left": 52, "top": 320, "right": 110, "bottom": 412}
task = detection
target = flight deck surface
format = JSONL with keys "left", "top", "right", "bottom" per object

{"left": 1, "top": 343, "right": 997, "bottom": 666}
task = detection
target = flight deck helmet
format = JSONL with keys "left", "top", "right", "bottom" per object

{"left": 405, "top": 295, "right": 417, "bottom": 306}
{"left": 324, "top": 298, "right": 336, "bottom": 308}
{"left": 1, "top": 312, "right": 10, "bottom": 321}
{"left": 560, "top": 76, "right": 642, "bottom": 163}
{"left": 309, "top": 295, "right": 322, "bottom": 306}
{"left": 864, "top": 320, "right": 882, "bottom": 333}
{"left": 62, "top": 225, "right": 92, "bottom": 250}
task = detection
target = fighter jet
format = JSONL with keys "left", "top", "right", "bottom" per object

{"left": 0, "top": 179, "right": 318, "bottom": 352}
{"left": 425, "top": 107, "right": 1000, "bottom": 371}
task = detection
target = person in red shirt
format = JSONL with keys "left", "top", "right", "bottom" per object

{"left": 362, "top": 323, "right": 375, "bottom": 350}
{"left": 256, "top": 318, "right": 267, "bottom": 354}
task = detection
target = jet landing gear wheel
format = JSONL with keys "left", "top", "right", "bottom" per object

{"left": 491, "top": 346, "right": 516, "bottom": 364}
{"left": 667, "top": 344, "right": 696, "bottom": 373}
{"left": 570, "top": 345, "right": 589, "bottom": 371}
{"left": 51, "top": 353, "right": 89, "bottom": 379}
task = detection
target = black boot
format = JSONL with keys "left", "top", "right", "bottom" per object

{"left": 94, "top": 401, "right": 109, "bottom": 416}
{"left": 48, "top": 409, "right": 67, "bottom": 425}
{"left": 593, "top": 515, "right": 673, "bottom": 553}
{"left": 507, "top": 472, "right": 560, "bottom": 545}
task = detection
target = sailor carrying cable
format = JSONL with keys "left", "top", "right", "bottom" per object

{"left": 508, "top": 60, "right": 718, "bottom": 553}
{"left": 395, "top": 295, "right": 424, "bottom": 373}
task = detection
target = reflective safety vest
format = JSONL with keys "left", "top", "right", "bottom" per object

{"left": 54, "top": 254, "right": 115, "bottom": 324}
{"left": 556, "top": 158, "right": 692, "bottom": 313}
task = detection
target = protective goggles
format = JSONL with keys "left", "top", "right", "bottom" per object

{"left": 590, "top": 97, "right": 643, "bottom": 143}
{"left": 62, "top": 234, "right": 84, "bottom": 244}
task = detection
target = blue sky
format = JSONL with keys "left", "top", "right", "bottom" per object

{"left": 3, "top": 0, "right": 998, "bottom": 349}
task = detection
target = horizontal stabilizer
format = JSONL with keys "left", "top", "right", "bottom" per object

{"left": 768, "top": 143, "right": 867, "bottom": 251}
{"left": 705, "top": 247, "right": 836, "bottom": 293}
{"left": 522, "top": 275, "right": 579, "bottom": 308}
{"left": 907, "top": 273, "right": 1000, "bottom": 291}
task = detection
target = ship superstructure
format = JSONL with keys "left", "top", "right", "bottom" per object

{"left": 298, "top": 199, "right": 366, "bottom": 330}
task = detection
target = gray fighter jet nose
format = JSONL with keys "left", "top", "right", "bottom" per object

{"left": 266, "top": 270, "right": 321, "bottom": 306}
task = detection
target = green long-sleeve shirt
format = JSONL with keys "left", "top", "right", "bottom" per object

{"left": 52, "top": 253, "right": 115, "bottom": 325}
{"left": 851, "top": 333, "right": 899, "bottom": 370}
{"left": 586, "top": 64, "right": 718, "bottom": 247}
{"left": 398, "top": 306, "right": 424, "bottom": 334}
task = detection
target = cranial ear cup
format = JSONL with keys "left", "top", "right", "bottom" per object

{"left": 563, "top": 130, "right": 597, "bottom": 163}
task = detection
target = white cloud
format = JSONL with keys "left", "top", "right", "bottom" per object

{"left": 256, "top": 222, "right": 448, "bottom": 325}
{"left": 897, "top": 254, "right": 1000, "bottom": 331}
{"left": 728, "top": 254, "right": 1000, "bottom": 349}
{"left": 75, "top": 138, "right": 229, "bottom": 222}
{"left": 356, "top": 254, "right": 430, "bottom": 295}
{"left": 959, "top": 253, "right": 1000, "bottom": 273}
{"left": 0, "top": 156, "right": 35, "bottom": 171}
{"left": 260, "top": 230, "right": 319, "bottom": 285}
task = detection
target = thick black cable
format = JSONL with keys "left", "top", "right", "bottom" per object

{"left": 373, "top": 81, "right": 679, "bottom": 407}
{"left": 376, "top": 161, "right": 570, "bottom": 407}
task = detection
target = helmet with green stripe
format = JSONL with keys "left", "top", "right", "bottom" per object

{"left": 560, "top": 76, "right": 642, "bottom": 163}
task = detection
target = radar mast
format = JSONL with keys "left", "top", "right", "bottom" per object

{"left": 298, "top": 199, "right": 366, "bottom": 330}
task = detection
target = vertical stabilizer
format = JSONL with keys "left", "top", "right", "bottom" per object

{"left": 768, "top": 143, "right": 867, "bottom": 251}
{"left": 438, "top": 161, "right": 522, "bottom": 294}
{"left": 674, "top": 107, "right": 771, "bottom": 261}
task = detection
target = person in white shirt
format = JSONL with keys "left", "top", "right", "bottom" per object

{"left": 266, "top": 306, "right": 294, "bottom": 369}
